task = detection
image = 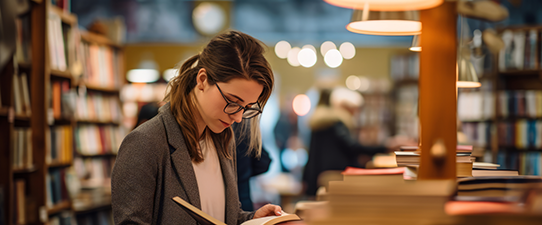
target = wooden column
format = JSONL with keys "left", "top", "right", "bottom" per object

{"left": 418, "top": 1, "right": 457, "bottom": 180}
{"left": 30, "top": 1, "right": 48, "bottom": 223}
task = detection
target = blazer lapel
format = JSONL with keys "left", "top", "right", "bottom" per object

{"left": 160, "top": 103, "right": 201, "bottom": 209}
{"left": 218, "top": 147, "right": 238, "bottom": 225}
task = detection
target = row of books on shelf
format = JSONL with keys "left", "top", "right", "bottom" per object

{"left": 47, "top": 125, "right": 73, "bottom": 165}
{"left": 13, "top": 73, "right": 31, "bottom": 116}
{"left": 14, "top": 15, "right": 32, "bottom": 64}
{"left": 12, "top": 127, "right": 33, "bottom": 170}
{"left": 458, "top": 91, "right": 494, "bottom": 121}
{"left": 73, "top": 158, "right": 115, "bottom": 189}
{"left": 462, "top": 122, "right": 492, "bottom": 148}
{"left": 496, "top": 120, "right": 542, "bottom": 149}
{"left": 49, "top": 210, "right": 78, "bottom": 225}
{"left": 496, "top": 150, "right": 542, "bottom": 176}
{"left": 357, "top": 96, "right": 392, "bottom": 126}
{"left": 47, "top": 12, "right": 70, "bottom": 72}
{"left": 51, "top": 80, "right": 74, "bottom": 120}
{"left": 497, "top": 90, "right": 542, "bottom": 118}
{"left": 499, "top": 28, "right": 541, "bottom": 71}
{"left": 390, "top": 53, "right": 419, "bottom": 81}
{"left": 51, "top": 0, "right": 72, "bottom": 12}
{"left": 13, "top": 179, "right": 31, "bottom": 225}
{"left": 459, "top": 90, "right": 542, "bottom": 121}
{"left": 76, "top": 92, "right": 123, "bottom": 123}
{"left": 50, "top": 79, "right": 123, "bottom": 123}
{"left": 462, "top": 120, "right": 542, "bottom": 150}
{"left": 81, "top": 41, "right": 123, "bottom": 89}
{"left": 75, "top": 124, "right": 126, "bottom": 156}
{"left": 46, "top": 168, "right": 70, "bottom": 208}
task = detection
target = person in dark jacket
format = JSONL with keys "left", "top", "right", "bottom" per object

{"left": 233, "top": 123, "right": 272, "bottom": 211}
{"left": 302, "top": 88, "right": 388, "bottom": 197}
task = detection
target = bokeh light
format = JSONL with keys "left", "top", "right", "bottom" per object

{"left": 339, "top": 42, "right": 356, "bottom": 59}
{"left": 324, "top": 49, "right": 343, "bottom": 68}
{"left": 298, "top": 48, "right": 317, "bottom": 68}
{"left": 320, "top": 41, "right": 337, "bottom": 57}
{"left": 275, "top": 40, "right": 291, "bottom": 59}
{"left": 287, "top": 47, "right": 301, "bottom": 67}
{"left": 346, "top": 75, "right": 361, "bottom": 90}
{"left": 292, "top": 94, "right": 311, "bottom": 116}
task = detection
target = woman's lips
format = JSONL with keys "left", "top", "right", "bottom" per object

{"left": 220, "top": 120, "right": 230, "bottom": 128}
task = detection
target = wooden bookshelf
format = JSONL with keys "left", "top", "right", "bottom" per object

{"left": 457, "top": 25, "right": 542, "bottom": 174}
{"left": 13, "top": 166, "right": 38, "bottom": 174}
{"left": 81, "top": 32, "right": 122, "bottom": 48}
{"left": 77, "top": 119, "right": 120, "bottom": 126}
{"left": 77, "top": 152, "right": 117, "bottom": 158}
{"left": 47, "top": 161, "right": 73, "bottom": 168}
{"left": 499, "top": 69, "right": 542, "bottom": 76}
{"left": 84, "top": 84, "right": 120, "bottom": 93}
{"left": 18, "top": 62, "right": 32, "bottom": 70}
{"left": 0, "top": 107, "right": 10, "bottom": 117}
{"left": 50, "top": 69, "right": 73, "bottom": 80}
{"left": 47, "top": 201, "right": 71, "bottom": 215}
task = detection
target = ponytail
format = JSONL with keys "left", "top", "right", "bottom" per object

{"left": 164, "top": 54, "right": 207, "bottom": 162}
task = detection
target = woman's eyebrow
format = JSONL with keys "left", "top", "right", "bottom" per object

{"left": 226, "top": 93, "right": 245, "bottom": 103}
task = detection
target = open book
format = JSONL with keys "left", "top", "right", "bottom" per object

{"left": 172, "top": 196, "right": 301, "bottom": 225}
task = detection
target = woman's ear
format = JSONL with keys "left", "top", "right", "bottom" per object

{"left": 196, "top": 68, "right": 208, "bottom": 91}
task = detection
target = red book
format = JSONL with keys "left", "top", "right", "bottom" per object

{"left": 445, "top": 201, "right": 523, "bottom": 215}
{"left": 342, "top": 167, "right": 405, "bottom": 175}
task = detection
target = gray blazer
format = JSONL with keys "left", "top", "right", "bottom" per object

{"left": 112, "top": 102, "right": 254, "bottom": 224}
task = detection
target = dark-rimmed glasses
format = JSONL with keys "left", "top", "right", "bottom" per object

{"left": 215, "top": 83, "right": 262, "bottom": 119}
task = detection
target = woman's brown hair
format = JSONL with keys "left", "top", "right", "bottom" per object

{"left": 164, "top": 31, "right": 274, "bottom": 163}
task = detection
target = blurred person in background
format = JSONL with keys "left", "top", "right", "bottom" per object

{"left": 112, "top": 31, "right": 283, "bottom": 224}
{"left": 302, "top": 87, "right": 415, "bottom": 197}
{"left": 134, "top": 102, "right": 161, "bottom": 129}
{"left": 233, "top": 123, "right": 272, "bottom": 211}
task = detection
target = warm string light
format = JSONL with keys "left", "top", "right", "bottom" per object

{"left": 276, "top": 41, "right": 355, "bottom": 68}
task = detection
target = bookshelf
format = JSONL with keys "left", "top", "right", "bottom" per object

{"left": 71, "top": 27, "right": 125, "bottom": 223}
{"left": 1, "top": 1, "right": 125, "bottom": 224}
{"left": 354, "top": 84, "right": 394, "bottom": 147}
{"left": 458, "top": 25, "right": 542, "bottom": 175}
{"left": 390, "top": 52, "right": 419, "bottom": 141}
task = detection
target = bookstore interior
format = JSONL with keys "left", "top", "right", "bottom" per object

{"left": 2, "top": 0, "right": 542, "bottom": 224}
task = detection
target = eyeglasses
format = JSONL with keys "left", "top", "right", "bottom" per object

{"left": 215, "top": 83, "right": 262, "bottom": 119}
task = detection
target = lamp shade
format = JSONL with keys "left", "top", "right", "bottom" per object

{"left": 457, "top": 56, "right": 481, "bottom": 88}
{"left": 409, "top": 35, "right": 421, "bottom": 52}
{"left": 324, "top": 0, "right": 443, "bottom": 11}
{"left": 347, "top": 10, "right": 421, "bottom": 36}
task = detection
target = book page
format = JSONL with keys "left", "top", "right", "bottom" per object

{"left": 241, "top": 214, "right": 301, "bottom": 225}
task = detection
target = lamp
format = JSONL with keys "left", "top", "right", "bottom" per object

{"left": 456, "top": 15, "right": 481, "bottom": 88}
{"left": 127, "top": 53, "right": 160, "bottom": 83}
{"left": 457, "top": 55, "right": 481, "bottom": 88}
{"left": 324, "top": 0, "right": 443, "bottom": 11}
{"left": 409, "top": 35, "right": 421, "bottom": 52}
{"left": 346, "top": 9, "right": 421, "bottom": 36}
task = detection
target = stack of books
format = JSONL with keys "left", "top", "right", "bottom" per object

{"left": 395, "top": 145, "right": 475, "bottom": 178}
{"left": 307, "top": 167, "right": 457, "bottom": 225}
{"left": 457, "top": 176, "right": 542, "bottom": 200}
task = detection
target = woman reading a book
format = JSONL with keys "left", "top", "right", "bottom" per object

{"left": 112, "top": 31, "right": 282, "bottom": 224}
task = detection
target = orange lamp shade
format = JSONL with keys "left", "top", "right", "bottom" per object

{"left": 324, "top": 0, "right": 444, "bottom": 11}
{"left": 346, "top": 10, "right": 421, "bottom": 36}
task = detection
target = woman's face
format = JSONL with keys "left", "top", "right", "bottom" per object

{"left": 195, "top": 69, "right": 263, "bottom": 134}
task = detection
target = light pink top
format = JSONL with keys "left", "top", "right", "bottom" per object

{"left": 192, "top": 138, "right": 225, "bottom": 222}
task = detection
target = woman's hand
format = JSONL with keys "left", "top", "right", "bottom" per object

{"left": 253, "top": 204, "right": 283, "bottom": 219}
